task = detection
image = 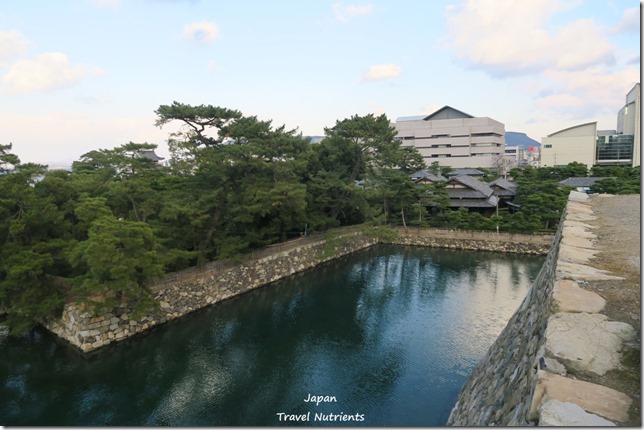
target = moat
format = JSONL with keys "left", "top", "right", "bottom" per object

{"left": 0, "top": 245, "right": 544, "bottom": 426}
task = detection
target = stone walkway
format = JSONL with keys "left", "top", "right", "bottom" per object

{"left": 532, "top": 192, "right": 640, "bottom": 426}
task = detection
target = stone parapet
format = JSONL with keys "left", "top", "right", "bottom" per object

{"left": 447, "top": 191, "right": 637, "bottom": 426}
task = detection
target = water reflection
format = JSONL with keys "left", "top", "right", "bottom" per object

{"left": 0, "top": 245, "right": 544, "bottom": 426}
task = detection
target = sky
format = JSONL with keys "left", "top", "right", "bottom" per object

{"left": 0, "top": 0, "right": 640, "bottom": 167}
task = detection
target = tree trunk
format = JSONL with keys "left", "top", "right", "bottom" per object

{"left": 401, "top": 204, "right": 407, "bottom": 229}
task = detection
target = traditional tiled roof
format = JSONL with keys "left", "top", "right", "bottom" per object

{"left": 446, "top": 168, "right": 486, "bottom": 177}
{"left": 445, "top": 175, "right": 498, "bottom": 208}
{"left": 488, "top": 178, "right": 517, "bottom": 191}
{"left": 488, "top": 178, "right": 517, "bottom": 197}
{"left": 559, "top": 177, "right": 608, "bottom": 187}
{"left": 139, "top": 150, "right": 164, "bottom": 161}
{"left": 410, "top": 170, "right": 447, "bottom": 182}
{"left": 446, "top": 175, "right": 494, "bottom": 197}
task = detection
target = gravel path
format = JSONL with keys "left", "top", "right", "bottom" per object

{"left": 590, "top": 194, "right": 640, "bottom": 324}
{"left": 586, "top": 194, "right": 640, "bottom": 426}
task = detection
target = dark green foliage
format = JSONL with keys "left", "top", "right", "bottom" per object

{"left": 8, "top": 105, "right": 622, "bottom": 333}
{"left": 590, "top": 166, "right": 640, "bottom": 194}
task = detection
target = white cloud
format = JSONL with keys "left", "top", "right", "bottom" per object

{"left": 0, "top": 30, "right": 29, "bottom": 68}
{"left": 444, "top": 0, "right": 614, "bottom": 77}
{"left": 362, "top": 64, "right": 401, "bottom": 81}
{"left": 610, "top": 7, "right": 639, "bottom": 34}
{"left": 207, "top": 60, "right": 218, "bottom": 71}
{"left": 333, "top": 3, "right": 373, "bottom": 22}
{"left": 183, "top": 21, "right": 219, "bottom": 43}
{"left": 533, "top": 66, "right": 640, "bottom": 120}
{"left": 2, "top": 52, "right": 104, "bottom": 94}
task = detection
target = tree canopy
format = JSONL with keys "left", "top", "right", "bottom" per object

{"left": 1, "top": 104, "right": 639, "bottom": 334}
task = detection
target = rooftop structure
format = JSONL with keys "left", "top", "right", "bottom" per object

{"left": 410, "top": 170, "right": 446, "bottom": 183}
{"left": 446, "top": 168, "right": 486, "bottom": 178}
{"left": 394, "top": 106, "right": 505, "bottom": 169}
{"left": 445, "top": 174, "right": 499, "bottom": 213}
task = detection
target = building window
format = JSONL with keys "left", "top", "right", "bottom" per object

{"left": 544, "top": 144, "right": 552, "bottom": 148}
{"left": 471, "top": 132, "right": 502, "bottom": 137}
{"left": 596, "top": 134, "right": 634, "bottom": 162}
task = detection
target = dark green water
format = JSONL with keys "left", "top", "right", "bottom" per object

{"left": 0, "top": 245, "right": 544, "bottom": 426}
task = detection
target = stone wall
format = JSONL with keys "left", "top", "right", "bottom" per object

{"left": 45, "top": 227, "right": 552, "bottom": 354}
{"left": 447, "top": 191, "right": 636, "bottom": 426}
{"left": 45, "top": 232, "right": 377, "bottom": 353}
{"left": 385, "top": 227, "right": 551, "bottom": 255}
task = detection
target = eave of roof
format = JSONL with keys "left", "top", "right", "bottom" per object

{"left": 546, "top": 121, "right": 597, "bottom": 138}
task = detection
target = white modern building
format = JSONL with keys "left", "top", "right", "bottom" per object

{"left": 541, "top": 83, "right": 640, "bottom": 168}
{"left": 394, "top": 106, "right": 505, "bottom": 169}
{"left": 541, "top": 122, "right": 597, "bottom": 167}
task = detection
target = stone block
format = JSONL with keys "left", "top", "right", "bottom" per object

{"left": 560, "top": 234, "right": 594, "bottom": 250}
{"left": 552, "top": 280, "right": 605, "bottom": 313}
{"left": 531, "top": 371, "right": 631, "bottom": 423}
{"left": 556, "top": 261, "right": 624, "bottom": 281}
{"left": 557, "top": 244, "right": 598, "bottom": 264}
{"left": 92, "top": 340, "right": 105, "bottom": 349}
{"left": 546, "top": 312, "right": 635, "bottom": 376}
{"left": 539, "top": 399, "right": 615, "bottom": 426}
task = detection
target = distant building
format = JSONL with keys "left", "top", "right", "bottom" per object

{"left": 541, "top": 83, "right": 640, "bottom": 168}
{"left": 394, "top": 106, "right": 505, "bottom": 169}
{"left": 541, "top": 122, "right": 597, "bottom": 167}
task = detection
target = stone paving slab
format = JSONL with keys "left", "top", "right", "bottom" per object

{"left": 568, "top": 191, "right": 591, "bottom": 202}
{"left": 556, "top": 260, "right": 625, "bottom": 281}
{"left": 531, "top": 370, "right": 632, "bottom": 423}
{"left": 539, "top": 399, "right": 615, "bottom": 426}
{"left": 560, "top": 234, "right": 594, "bottom": 250}
{"left": 562, "top": 220, "right": 597, "bottom": 230}
{"left": 567, "top": 202, "right": 594, "bottom": 214}
{"left": 545, "top": 312, "right": 636, "bottom": 376}
{"left": 561, "top": 225, "right": 596, "bottom": 239}
{"left": 552, "top": 279, "right": 605, "bottom": 313}
{"left": 557, "top": 243, "right": 599, "bottom": 264}
{"left": 565, "top": 212, "right": 597, "bottom": 222}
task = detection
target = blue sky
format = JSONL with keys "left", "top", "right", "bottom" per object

{"left": 0, "top": 0, "right": 640, "bottom": 166}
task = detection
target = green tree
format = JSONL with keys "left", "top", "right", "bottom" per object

{"left": 0, "top": 146, "right": 70, "bottom": 332}
{"left": 69, "top": 200, "right": 163, "bottom": 316}
{"left": 513, "top": 179, "right": 571, "bottom": 230}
